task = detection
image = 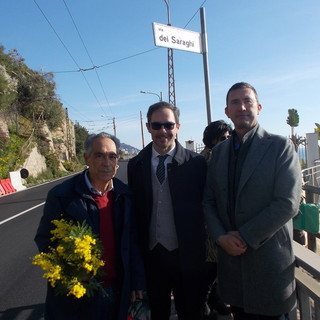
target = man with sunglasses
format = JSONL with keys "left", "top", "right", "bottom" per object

{"left": 203, "top": 83, "right": 301, "bottom": 320}
{"left": 128, "top": 101, "right": 207, "bottom": 320}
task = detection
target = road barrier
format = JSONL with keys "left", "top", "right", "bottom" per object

{"left": 0, "top": 183, "right": 5, "bottom": 195}
{"left": 0, "top": 179, "right": 16, "bottom": 195}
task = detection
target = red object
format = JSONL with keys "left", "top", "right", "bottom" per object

{"left": 0, "top": 182, "right": 5, "bottom": 195}
{"left": 91, "top": 191, "right": 117, "bottom": 286}
{"left": 0, "top": 179, "right": 16, "bottom": 194}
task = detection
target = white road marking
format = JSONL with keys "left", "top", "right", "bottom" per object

{"left": 0, "top": 202, "right": 45, "bottom": 225}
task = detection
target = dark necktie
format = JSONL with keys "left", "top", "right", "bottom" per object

{"left": 156, "top": 154, "right": 168, "bottom": 184}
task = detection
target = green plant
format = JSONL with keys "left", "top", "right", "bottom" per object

{"left": 0, "top": 133, "right": 25, "bottom": 179}
{"left": 286, "top": 108, "right": 299, "bottom": 137}
{"left": 74, "top": 123, "right": 88, "bottom": 163}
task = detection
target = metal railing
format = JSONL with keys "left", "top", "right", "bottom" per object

{"left": 292, "top": 184, "right": 320, "bottom": 319}
{"left": 293, "top": 241, "right": 320, "bottom": 320}
{"left": 302, "top": 165, "right": 320, "bottom": 196}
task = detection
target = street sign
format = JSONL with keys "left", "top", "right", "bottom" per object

{"left": 152, "top": 22, "right": 202, "bottom": 54}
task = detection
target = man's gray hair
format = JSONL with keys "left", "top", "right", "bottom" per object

{"left": 84, "top": 132, "right": 120, "bottom": 155}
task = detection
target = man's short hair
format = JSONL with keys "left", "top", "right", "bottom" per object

{"left": 202, "top": 120, "right": 232, "bottom": 148}
{"left": 226, "top": 82, "right": 259, "bottom": 106}
{"left": 146, "top": 101, "right": 180, "bottom": 124}
{"left": 84, "top": 132, "right": 120, "bottom": 155}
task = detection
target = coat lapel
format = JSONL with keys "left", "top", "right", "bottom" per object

{"left": 214, "top": 140, "right": 231, "bottom": 213}
{"left": 237, "top": 127, "right": 272, "bottom": 196}
{"left": 137, "top": 147, "right": 153, "bottom": 210}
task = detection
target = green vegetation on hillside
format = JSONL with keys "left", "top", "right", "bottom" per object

{"left": 0, "top": 45, "right": 88, "bottom": 182}
{"left": 0, "top": 45, "right": 64, "bottom": 129}
{"left": 74, "top": 122, "right": 89, "bottom": 164}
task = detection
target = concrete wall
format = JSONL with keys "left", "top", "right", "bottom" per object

{"left": 306, "top": 133, "right": 320, "bottom": 168}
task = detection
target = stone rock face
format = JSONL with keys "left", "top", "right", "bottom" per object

{"left": 38, "top": 122, "right": 56, "bottom": 154}
{"left": 51, "top": 118, "right": 76, "bottom": 161}
{"left": 22, "top": 146, "right": 47, "bottom": 177}
{"left": 0, "top": 115, "right": 10, "bottom": 140}
{"left": 0, "top": 112, "right": 76, "bottom": 178}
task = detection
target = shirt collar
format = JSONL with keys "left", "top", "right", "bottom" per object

{"left": 151, "top": 146, "right": 176, "bottom": 161}
{"left": 84, "top": 170, "right": 114, "bottom": 196}
{"left": 233, "top": 124, "right": 259, "bottom": 144}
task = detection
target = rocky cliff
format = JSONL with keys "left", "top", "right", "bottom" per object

{"left": 0, "top": 111, "right": 76, "bottom": 178}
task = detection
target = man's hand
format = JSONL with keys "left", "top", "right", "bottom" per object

{"left": 217, "top": 232, "right": 247, "bottom": 256}
{"left": 131, "top": 290, "right": 143, "bottom": 302}
{"left": 228, "top": 231, "right": 246, "bottom": 244}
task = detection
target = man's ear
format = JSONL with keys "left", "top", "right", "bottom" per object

{"left": 225, "top": 107, "right": 230, "bottom": 118}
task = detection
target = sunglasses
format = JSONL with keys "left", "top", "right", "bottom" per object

{"left": 149, "top": 122, "right": 176, "bottom": 130}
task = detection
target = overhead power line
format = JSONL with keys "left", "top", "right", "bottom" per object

{"left": 51, "top": 48, "right": 159, "bottom": 74}
{"left": 184, "top": 0, "right": 208, "bottom": 29}
{"left": 33, "top": 0, "right": 81, "bottom": 69}
{"left": 33, "top": 0, "right": 109, "bottom": 117}
{"left": 62, "top": 0, "right": 113, "bottom": 116}
{"left": 41, "top": 0, "right": 207, "bottom": 76}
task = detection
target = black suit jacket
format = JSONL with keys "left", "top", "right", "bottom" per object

{"left": 127, "top": 141, "right": 207, "bottom": 273}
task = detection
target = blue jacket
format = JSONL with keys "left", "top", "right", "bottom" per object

{"left": 35, "top": 170, "right": 145, "bottom": 320}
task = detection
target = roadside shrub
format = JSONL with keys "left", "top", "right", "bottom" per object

{"left": 0, "top": 133, "right": 25, "bottom": 179}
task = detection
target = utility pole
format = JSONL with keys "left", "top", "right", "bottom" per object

{"left": 113, "top": 117, "right": 116, "bottom": 137}
{"left": 164, "top": 0, "right": 176, "bottom": 106}
{"left": 140, "top": 111, "right": 145, "bottom": 148}
{"left": 101, "top": 115, "right": 116, "bottom": 136}
{"left": 65, "top": 108, "right": 74, "bottom": 160}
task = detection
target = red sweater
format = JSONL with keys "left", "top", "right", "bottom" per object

{"left": 91, "top": 192, "right": 117, "bottom": 287}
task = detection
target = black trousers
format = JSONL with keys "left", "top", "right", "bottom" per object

{"left": 231, "top": 306, "right": 290, "bottom": 320}
{"left": 146, "top": 244, "right": 205, "bottom": 320}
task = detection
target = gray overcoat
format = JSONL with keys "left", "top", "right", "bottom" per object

{"left": 203, "top": 125, "right": 301, "bottom": 316}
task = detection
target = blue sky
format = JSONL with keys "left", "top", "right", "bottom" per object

{"left": 1, "top": 0, "right": 319, "bottom": 149}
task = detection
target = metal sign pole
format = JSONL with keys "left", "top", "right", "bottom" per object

{"left": 200, "top": 7, "right": 212, "bottom": 125}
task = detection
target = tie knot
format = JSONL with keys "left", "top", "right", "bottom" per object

{"left": 158, "top": 154, "right": 168, "bottom": 162}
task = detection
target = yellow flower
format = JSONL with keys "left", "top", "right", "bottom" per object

{"left": 50, "top": 219, "right": 72, "bottom": 241}
{"left": 56, "top": 245, "right": 65, "bottom": 255}
{"left": 83, "top": 262, "right": 93, "bottom": 272}
{"left": 32, "top": 253, "right": 62, "bottom": 287}
{"left": 73, "top": 236, "right": 95, "bottom": 262}
{"left": 68, "top": 281, "right": 86, "bottom": 299}
{"left": 33, "top": 219, "right": 105, "bottom": 299}
{"left": 46, "top": 265, "right": 62, "bottom": 287}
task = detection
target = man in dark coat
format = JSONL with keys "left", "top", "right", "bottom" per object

{"left": 203, "top": 82, "right": 301, "bottom": 319}
{"left": 127, "top": 101, "right": 207, "bottom": 320}
{"left": 35, "top": 132, "right": 145, "bottom": 320}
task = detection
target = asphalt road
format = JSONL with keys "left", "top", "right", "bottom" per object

{"left": 0, "top": 162, "right": 128, "bottom": 320}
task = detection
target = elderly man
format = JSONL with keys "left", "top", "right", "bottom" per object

{"left": 35, "top": 132, "right": 145, "bottom": 320}
{"left": 203, "top": 82, "right": 301, "bottom": 320}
